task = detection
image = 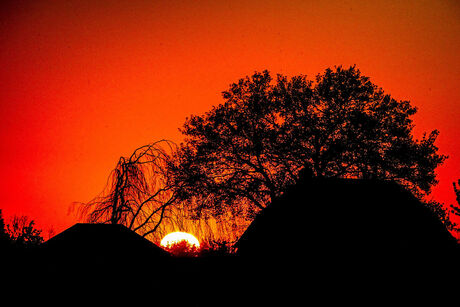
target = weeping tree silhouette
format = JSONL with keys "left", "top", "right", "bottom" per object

{"left": 79, "top": 139, "right": 249, "bottom": 245}
{"left": 79, "top": 140, "right": 182, "bottom": 239}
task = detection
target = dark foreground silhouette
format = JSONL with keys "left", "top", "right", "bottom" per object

{"left": 237, "top": 177, "right": 459, "bottom": 258}
{"left": 3, "top": 179, "right": 460, "bottom": 305}
{"left": 41, "top": 223, "right": 170, "bottom": 261}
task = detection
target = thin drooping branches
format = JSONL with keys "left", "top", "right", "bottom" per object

{"left": 79, "top": 140, "right": 181, "bottom": 240}
{"left": 78, "top": 139, "right": 250, "bottom": 244}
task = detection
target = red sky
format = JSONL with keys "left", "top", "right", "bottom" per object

{"left": 1, "top": 0, "right": 459, "bottom": 235}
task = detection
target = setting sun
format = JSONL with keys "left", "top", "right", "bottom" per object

{"left": 160, "top": 232, "right": 200, "bottom": 248}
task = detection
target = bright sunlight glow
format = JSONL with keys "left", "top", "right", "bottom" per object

{"left": 160, "top": 232, "right": 200, "bottom": 248}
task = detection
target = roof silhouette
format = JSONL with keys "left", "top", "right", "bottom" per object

{"left": 42, "top": 223, "right": 170, "bottom": 260}
{"left": 236, "top": 177, "right": 459, "bottom": 261}
{"left": 34, "top": 223, "right": 173, "bottom": 301}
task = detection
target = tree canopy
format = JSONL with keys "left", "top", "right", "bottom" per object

{"left": 175, "top": 66, "right": 446, "bottom": 218}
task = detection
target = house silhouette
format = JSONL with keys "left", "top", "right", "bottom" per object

{"left": 40, "top": 223, "right": 170, "bottom": 280}
{"left": 42, "top": 223, "right": 169, "bottom": 259}
{"left": 232, "top": 177, "right": 460, "bottom": 303}
{"left": 236, "top": 177, "right": 459, "bottom": 263}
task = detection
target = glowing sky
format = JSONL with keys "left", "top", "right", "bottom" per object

{"left": 1, "top": 0, "right": 459, "bottom": 234}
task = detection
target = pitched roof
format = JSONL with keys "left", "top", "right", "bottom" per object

{"left": 236, "top": 178, "right": 459, "bottom": 259}
{"left": 42, "top": 223, "right": 170, "bottom": 258}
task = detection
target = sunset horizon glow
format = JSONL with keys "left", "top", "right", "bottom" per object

{"left": 1, "top": 1, "right": 459, "bottom": 239}
{"left": 161, "top": 232, "right": 201, "bottom": 249}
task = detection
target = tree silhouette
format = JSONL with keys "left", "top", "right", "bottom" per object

{"left": 79, "top": 140, "right": 249, "bottom": 243}
{"left": 79, "top": 140, "right": 183, "bottom": 239}
{"left": 6, "top": 215, "right": 44, "bottom": 248}
{"left": 454, "top": 179, "right": 460, "bottom": 207}
{"left": 0, "top": 210, "right": 10, "bottom": 247}
{"left": 175, "top": 66, "right": 446, "bottom": 217}
{"left": 451, "top": 179, "right": 460, "bottom": 232}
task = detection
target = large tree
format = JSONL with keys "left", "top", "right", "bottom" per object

{"left": 175, "top": 66, "right": 446, "bottom": 218}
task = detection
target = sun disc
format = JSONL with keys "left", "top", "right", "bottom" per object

{"left": 160, "top": 232, "right": 200, "bottom": 248}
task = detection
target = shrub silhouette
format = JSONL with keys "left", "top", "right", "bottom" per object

{"left": 451, "top": 179, "right": 460, "bottom": 234}
{"left": 199, "top": 239, "right": 234, "bottom": 257}
{"left": 6, "top": 215, "right": 44, "bottom": 248}
{"left": 164, "top": 240, "right": 200, "bottom": 257}
{"left": 163, "top": 238, "right": 234, "bottom": 257}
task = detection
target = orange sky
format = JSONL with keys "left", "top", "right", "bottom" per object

{"left": 1, "top": 0, "right": 459, "bottom": 235}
